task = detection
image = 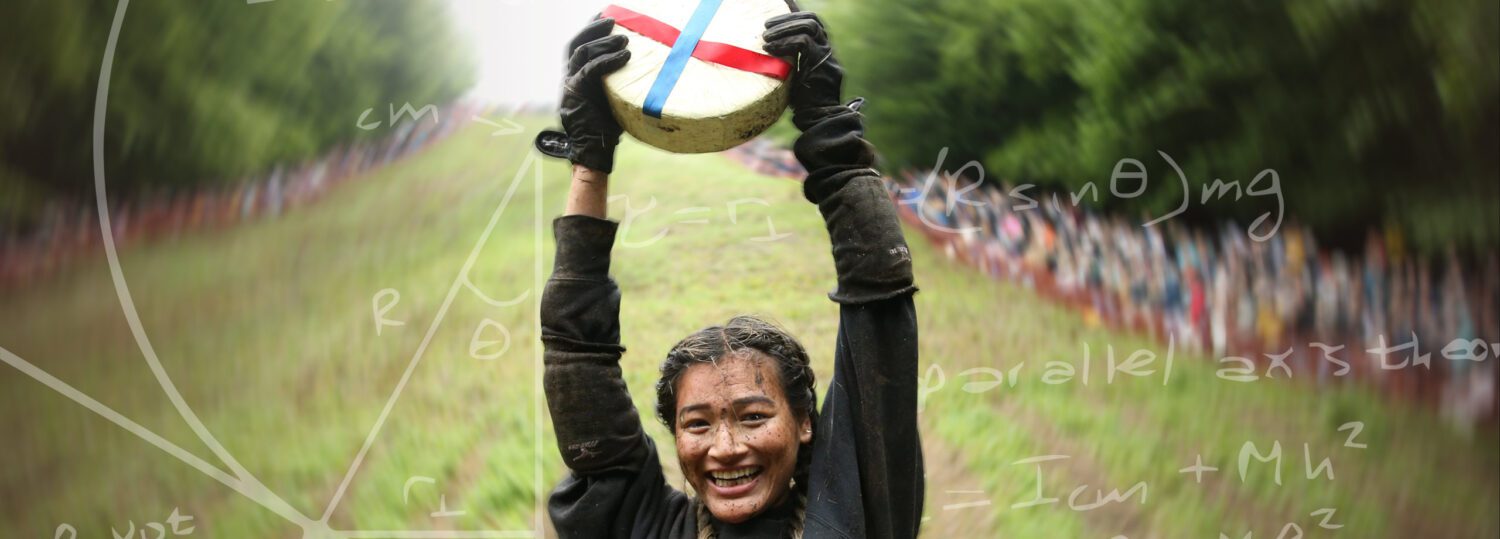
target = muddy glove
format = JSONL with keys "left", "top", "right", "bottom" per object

{"left": 802, "top": 118, "right": 914, "bottom": 304}
{"left": 763, "top": 11, "right": 850, "bottom": 131}
{"left": 768, "top": 13, "right": 914, "bottom": 304}
{"left": 534, "top": 18, "right": 630, "bottom": 174}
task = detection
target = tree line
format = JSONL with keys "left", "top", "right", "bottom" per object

{"left": 825, "top": 0, "right": 1498, "bottom": 253}
{"left": 2, "top": 0, "right": 475, "bottom": 228}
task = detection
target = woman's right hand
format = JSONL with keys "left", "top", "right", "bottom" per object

{"left": 540, "top": 17, "right": 631, "bottom": 175}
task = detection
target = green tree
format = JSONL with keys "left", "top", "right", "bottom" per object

{"left": 828, "top": 0, "right": 1498, "bottom": 252}
{"left": 1, "top": 0, "right": 475, "bottom": 223}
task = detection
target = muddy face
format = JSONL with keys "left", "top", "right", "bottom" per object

{"left": 673, "top": 352, "right": 812, "bottom": 524}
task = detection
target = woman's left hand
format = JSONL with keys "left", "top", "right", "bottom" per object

{"left": 763, "top": 12, "right": 845, "bottom": 120}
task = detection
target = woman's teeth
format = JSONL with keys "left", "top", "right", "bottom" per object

{"left": 709, "top": 467, "right": 761, "bottom": 487}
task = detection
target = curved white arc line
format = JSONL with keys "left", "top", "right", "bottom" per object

{"left": 401, "top": 476, "right": 437, "bottom": 505}
{"left": 461, "top": 277, "right": 530, "bottom": 308}
{"left": 91, "top": 0, "right": 312, "bottom": 527}
{"left": 0, "top": 346, "right": 313, "bottom": 528}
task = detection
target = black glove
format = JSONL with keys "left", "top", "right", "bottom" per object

{"left": 765, "top": 12, "right": 913, "bottom": 304}
{"left": 535, "top": 18, "right": 630, "bottom": 174}
{"left": 763, "top": 12, "right": 848, "bottom": 131}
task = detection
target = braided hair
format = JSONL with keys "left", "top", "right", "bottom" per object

{"left": 655, "top": 315, "right": 819, "bottom": 496}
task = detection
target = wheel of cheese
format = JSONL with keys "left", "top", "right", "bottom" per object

{"left": 601, "top": 0, "right": 795, "bottom": 154}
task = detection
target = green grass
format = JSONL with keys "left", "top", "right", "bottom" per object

{"left": 1, "top": 118, "right": 1495, "bottom": 538}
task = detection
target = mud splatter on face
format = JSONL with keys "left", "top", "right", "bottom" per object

{"left": 653, "top": 316, "right": 819, "bottom": 523}
{"left": 672, "top": 353, "right": 807, "bottom": 524}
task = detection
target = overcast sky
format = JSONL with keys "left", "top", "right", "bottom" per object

{"left": 447, "top": 0, "right": 615, "bottom": 105}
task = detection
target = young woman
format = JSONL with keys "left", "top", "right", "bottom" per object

{"left": 535, "top": 11, "right": 923, "bottom": 538}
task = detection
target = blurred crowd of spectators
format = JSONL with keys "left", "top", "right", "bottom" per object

{"left": 890, "top": 168, "right": 1498, "bottom": 427}
{"left": 727, "top": 138, "right": 1497, "bottom": 427}
{"left": 725, "top": 137, "right": 805, "bottom": 178}
{"left": 0, "top": 100, "right": 485, "bottom": 288}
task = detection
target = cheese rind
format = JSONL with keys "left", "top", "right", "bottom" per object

{"left": 603, "top": 0, "right": 793, "bottom": 154}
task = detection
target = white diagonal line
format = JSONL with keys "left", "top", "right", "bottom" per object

{"left": 0, "top": 346, "right": 312, "bottom": 527}
{"left": 942, "top": 500, "right": 992, "bottom": 511}
{"left": 321, "top": 152, "right": 538, "bottom": 522}
{"left": 530, "top": 146, "right": 546, "bottom": 533}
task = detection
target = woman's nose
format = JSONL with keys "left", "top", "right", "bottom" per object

{"left": 706, "top": 421, "right": 747, "bottom": 460}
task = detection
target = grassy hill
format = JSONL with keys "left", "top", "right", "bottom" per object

{"left": 1, "top": 118, "right": 1494, "bottom": 538}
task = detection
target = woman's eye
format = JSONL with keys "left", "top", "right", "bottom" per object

{"left": 683, "top": 420, "right": 710, "bottom": 432}
{"left": 742, "top": 413, "right": 768, "bottom": 423}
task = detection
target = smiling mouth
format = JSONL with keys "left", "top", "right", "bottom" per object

{"left": 708, "top": 466, "right": 762, "bottom": 488}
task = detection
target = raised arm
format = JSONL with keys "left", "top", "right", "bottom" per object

{"left": 543, "top": 161, "right": 641, "bottom": 476}
{"left": 565, "top": 165, "right": 610, "bottom": 218}
{"left": 537, "top": 16, "right": 643, "bottom": 475}
{"left": 764, "top": 12, "right": 915, "bottom": 304}
{"left": 543, "top": 191, "right": 697, "bottom": 536}
{"left": 541, "top": 210, "right": 642, "bottom": 474}
{"left": 765, "top": 12, "right": 924, "bottom": 538}
{"left": 535, "top": 19, "right": 698, "bottom": 538}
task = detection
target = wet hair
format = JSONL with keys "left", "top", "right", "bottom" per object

{"left": 656, "top": 315, "right": 818, "bottom": 490}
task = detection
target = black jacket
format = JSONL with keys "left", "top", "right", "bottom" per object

{"left": 540, "top": 105, "right": 923, "bottom": 538}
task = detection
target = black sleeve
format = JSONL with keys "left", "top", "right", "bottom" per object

{"left": 540, "top": 215, "right": 696, "bottom": 538}
{"left": 794, "top": 104, "right": 926, "bottom": 539}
